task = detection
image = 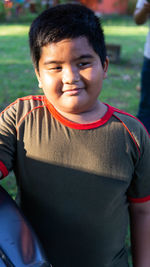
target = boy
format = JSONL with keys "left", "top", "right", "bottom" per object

{"left": 0, "top": 4, "right": 150, "bottom": 267}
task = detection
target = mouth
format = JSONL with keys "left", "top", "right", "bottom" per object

{"left": 62, "top": 88, "right": 83, "bottom": 96}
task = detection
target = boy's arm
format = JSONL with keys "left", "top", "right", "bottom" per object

{"left": 134, "top": 3, "right": 150, "bottom": 25}
{"left": 129, "top": 201, "right": 150, "bottom": 267}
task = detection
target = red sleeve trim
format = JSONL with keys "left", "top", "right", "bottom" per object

{"left": 0, "top": 99, "right": 18, "bottom": 118}
{"left": 18, "top": 95, "right": 45, "bottom": 102}
{"left": 16, "top": 105, "right": 46, "bottom": 131}
{"left": 0, "top": 95, "right": 45, "bottom": 131}
{"left": 0, "top": 161, "right": 9, "bottom": 178}
{"left": 0, "top": 95, "right": 44, "bottom": 118}
{"left": 113, "top": 113, "right": 141, "bottom": 158}
{"left": 44, "top": 98, "right": 114, "bottom": 130}
{"left": 113, "top": 107, "right": 150, "bottom": 137}
{"left": 128, "top": 195, "right": 150, "bottom": 203}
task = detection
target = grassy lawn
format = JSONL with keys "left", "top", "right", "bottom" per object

{"left": 101, "top": 16, "right": 146, "bottom": 115}
{"left": 0, "top": 15, "right": 148, "bottom": 266}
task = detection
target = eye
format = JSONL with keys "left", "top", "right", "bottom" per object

{"left": 49, "top": 66, "right": 62, "bottom": 71}
{"left": 78, "top": 62, "right": 90, "bottom": 68}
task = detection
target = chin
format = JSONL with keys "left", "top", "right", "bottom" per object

{"left": 63, "top": 103, "right": 90, "bottom": 114}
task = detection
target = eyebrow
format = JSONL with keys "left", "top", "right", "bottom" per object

{"left": 43, "top": 54, "right": 94, "bottom": 65}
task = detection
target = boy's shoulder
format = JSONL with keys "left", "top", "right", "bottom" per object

{"left": 109, "top": 105, "right": 149, "bottom": 152}
{"left": 14, "top": 95, "right": 45, "bottom": 107}
{"left": 111, "top": 105, "right": 147, "bottom": 132}
{"left": 0, "top": 95, "right": 46, "bottom": 127}
{"left": 1, "top": 95, "right": 45, "bottom": 115}
{"left": 16, "top": 95, "right": 46, "bottom": 112}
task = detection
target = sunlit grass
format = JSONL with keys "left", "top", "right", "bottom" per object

{"left": 1, "top": 24, "right": 147, "bottom": 37}
{"left": 0, "top": 25, "right": 29, "bottom": 36}
{"left": 104, "top": 25, "right": 147, "bottom": 36}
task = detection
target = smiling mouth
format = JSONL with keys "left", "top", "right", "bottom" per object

{"left": 63, "top": 88, "right": 83, "bottom": 95}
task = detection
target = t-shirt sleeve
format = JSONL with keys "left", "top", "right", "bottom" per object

{"left": 136, "top": 0, "right": 147, "bottom": 9}
{"left": 0, "top": 103, "right": 17, "bottom": 178}
{"left": 127, "top": 126, "right": 150, "bottom": 203}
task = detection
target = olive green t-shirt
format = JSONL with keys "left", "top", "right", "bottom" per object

{"left": 0, "top": 95, "right": 150, "bottom": 267}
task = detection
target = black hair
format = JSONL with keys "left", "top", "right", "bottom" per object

{"left": 29, "top": 3, "right": 106, "bottom": 70}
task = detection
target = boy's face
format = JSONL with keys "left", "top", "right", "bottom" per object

{"left": 35, "top": 37, "right": 108, "bottom": 116}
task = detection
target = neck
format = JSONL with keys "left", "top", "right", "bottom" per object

{"left": 56, "top": 101, "right": 107, "bottom": 124}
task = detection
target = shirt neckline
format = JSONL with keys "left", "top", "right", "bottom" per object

{"left": 44, "top": 97, "right": 114, "bottom": 130}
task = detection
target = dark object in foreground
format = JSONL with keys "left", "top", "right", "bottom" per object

{"left": 0, "top": 186, "right": 51, "bottom": 267}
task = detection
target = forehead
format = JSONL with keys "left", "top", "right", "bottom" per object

{"left": 40, "top": 37, "right": 98, "bottom": 61}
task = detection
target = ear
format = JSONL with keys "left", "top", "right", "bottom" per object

{"left": 103, "top": 56, "right": 109, "bottom": 79}
{"left": 35, "top": 69, "right": 42, "bottom": 89}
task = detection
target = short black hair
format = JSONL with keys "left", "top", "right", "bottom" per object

{"left": 29, "top": 3, "right": 107, "bottom": 70}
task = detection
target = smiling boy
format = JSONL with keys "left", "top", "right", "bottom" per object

{"left": 0, "top": 4, "right": 150, "bottom": 267}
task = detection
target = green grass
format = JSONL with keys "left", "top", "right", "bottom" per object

{"left": 0, "top": 25, "right": 39, "bottom": 110}
{"left": 0, "top": 15, "right": 148, "bottom": 266}
{"left": 101, "top": 16, "right": 147, "bottom": 115}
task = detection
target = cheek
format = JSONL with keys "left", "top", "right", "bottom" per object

{"left": 41, "top": 73, "right": 60, "bottom": 90}
{"left": 81, "top": 69, "right": 95, "bottom": 82}
{"left": 85, "top": 66, "right": 103, "bottom": 83}
{"left": 40, "top": 74, "right": 62, "bottom": 100}
{"left": 41, "top": 73, "right": 53, "bottom": 87}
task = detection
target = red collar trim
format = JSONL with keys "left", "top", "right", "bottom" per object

{"left": 44, "top": 97, "right": 114, "bottom": 130}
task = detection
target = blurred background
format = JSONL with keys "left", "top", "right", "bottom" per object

{"left": 0, "top": 0, "right": 137, "bottom": 20}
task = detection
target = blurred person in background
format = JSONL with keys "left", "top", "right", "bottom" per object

{"left": 29, "top": 0, "right": 36, "bottom": 13}
{"left": 15, "top": 0, "right": 24, "bottom": 15}
{"left": 134, "top": 0, "right": 150, "bottom": 133}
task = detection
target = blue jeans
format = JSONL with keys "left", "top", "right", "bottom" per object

{"left": 137, "top": 57, "right": 150, "bottom": 133}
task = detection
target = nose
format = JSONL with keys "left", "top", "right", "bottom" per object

{"left": 62, "top": 66, "right": 80, "bottom": 84}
